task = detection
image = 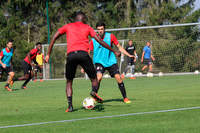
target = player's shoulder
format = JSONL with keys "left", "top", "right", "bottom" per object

{"left": 30, "top": 48, "right": 38, "bottom": 52}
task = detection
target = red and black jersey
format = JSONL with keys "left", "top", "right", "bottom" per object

{"left": 24, "top": 48, "right": 38, "bottom": 64}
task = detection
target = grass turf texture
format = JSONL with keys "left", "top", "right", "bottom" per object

{"left": 0, "top": 75, "right": 200, "bottom": 133}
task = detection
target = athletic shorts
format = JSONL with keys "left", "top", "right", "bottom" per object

{"left": 22, "top": 60, "right": 32, "bottom": 75}
{"left": 127, "top": 57, "right": 135, "bottom": 65}
{"left": 0, "top": 66, "right": 13, "bottom": 75}
{"left": 143, "top": 58, "right": 152, "bottom": 66}
{"left": 66, "top": 51, "right": 97, "bottom": 80}
{"left": 95, "top": 63, "right": 120, "bottom": 77}
{"left": 34, "top": 65, "right": 42, "bottom": 73}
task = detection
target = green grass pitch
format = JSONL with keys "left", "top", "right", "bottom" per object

{"left": 0, "top": 75, "right": 200, "bottom": 133}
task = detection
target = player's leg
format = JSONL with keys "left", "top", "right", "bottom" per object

{"left": 124, "top": 64, "right": 131, "bottom": 74}
{"left": 65, "top": 79, "right": 74, "bottom": 112}
{"left": 39, "top": 65, "right": 43, "bottom": 82}
{"left": 21, "top": 70, "right": 33, "bottom": 89}
{"left": 94, "top": 63, "right": 105, "bottom": 93}
{"left": 148, "top": 59, "right": 153, "bottom": 72}
{"left": 142, "top": 58, "right": 149, "bottom": 72}
{"left": 19, "top": 61, "right": 33, "bottom": 89}
{"left": 141, "top": 65, "right": 148, "bottom": 71}
{"left": 131, "top": 64, "right": 135, "bottom": 74}
{"left": 65, "top": 52, "right": 79, "bottom": 112}
{"left": 4, "top": 67, "right": 14, "bottom": 91}
{"left": 33, "top": 66, "right": 38, "bottom": 82}
{"left": 7, "top": 71, "right": 15, "bottom": 87}
{"left": 108, "top": 64, "right": 131, "bottom": 103}
{"left": 79, "top": 53, "right": 103, "bottom": 103}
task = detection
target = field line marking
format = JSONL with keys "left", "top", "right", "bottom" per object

{"left": 0, "top": 106, "right": 200, "bottom": 129}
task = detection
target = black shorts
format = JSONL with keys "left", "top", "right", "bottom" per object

{"left": 22, "top": 60, "right": 32, "bottom": 75}
{"left": 34, "top": 65, "right": 42, "bottom": 73}
{"left": 127, "top": 57, "right": 135, "bottom": 65}
{"left": 143, "top": 58, "right": 152, "bottom": 66}
{"left": 95, "top": 63, "right": 120, "bottom": 77}
{"left": 0, "top": 66, "right": 13, "bottom": 75}
{"left": 66, "top": 51, "right": 97, "bottom": 80}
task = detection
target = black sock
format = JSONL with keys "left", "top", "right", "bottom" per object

{"left": 5, "top": 83, "right": 9, "bottom": 87}
{"left": 22, "top": 77, "right": 31, "bottom": 87}
{"left": 118, "top": 82, "right": 127, "bottom": 99}
{"left": 67, "top": 96, "right": 72, "bottom": 107}
{"left": 92, "top": 84, "right": 99, "bottom": 93}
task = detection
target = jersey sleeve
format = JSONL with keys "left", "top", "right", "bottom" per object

{"left": 111, "top": 34, "right": 119, "bottom": 45}
{"left": 89, "top": 40, "right": 94, "bottom": 51}
{"left": 88, "top": 26, "right": 96, "bottom": 38}
{"left": 58, "top": 24, "right": 68, "bottom": 35}
{"left": 30, "top": 49, "right": 37, "bottom": 55}
{"left": 143, "top": 46, "right": 147, "bottom": 52}
{"left": 125, "top": 46, "right": 128, "bottom": 51}
{"left": 0, "top": 50, "right": 3, "bottom": 57}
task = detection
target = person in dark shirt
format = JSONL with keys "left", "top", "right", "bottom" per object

{"left": 124, "top": 40, "right": 137, "bottom": 75}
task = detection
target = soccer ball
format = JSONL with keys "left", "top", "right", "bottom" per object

{"left": 82, "top": 97, "right": 96, "bottom": 109}
{"left": 158, "top": 72, "right": 163, "bottom": 77}
{"left": 147, "top": 72, "right": 153, "bottom": 77}
{"left": 194, "top": 70, "right": 199, "bottom": 74}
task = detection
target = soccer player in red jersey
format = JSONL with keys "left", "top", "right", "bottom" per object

{"left": 45, "top": 11, "right": 120, "bottom": 112}
{"left": 18, "top": 42, "right": 42, "bottom": 89}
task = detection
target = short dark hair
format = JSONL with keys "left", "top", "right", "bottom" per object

{"left": 7, "top": 39, "right": 13, "bottom": 43}
{"left": 75, "top": 11, "right": 86, "bottom": 17}
{"left": 96, "top": 21, "right": 106, "bottom": 28}
{"left": 36, "top": 42, "right": 42, "bottom": 46}
{"left": 74, "top": 11, "right": 87, "bottom": 20}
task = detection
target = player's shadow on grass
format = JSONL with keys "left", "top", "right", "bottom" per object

{"left": 11, "top": 88, "right": 20, "bottom": 91}
{"left": 93, "top": 104, "right": 105, "bottom": 112}
{"left": 103, "top": 98, "right": 123, "bottom": 103}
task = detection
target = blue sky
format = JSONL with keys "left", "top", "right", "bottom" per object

{"left": 179, "top": 0, "right": 200, "bottom": 11}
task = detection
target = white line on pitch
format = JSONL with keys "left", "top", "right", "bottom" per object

{"left": 0, "top": 106, "right": 200, "bottom": 129}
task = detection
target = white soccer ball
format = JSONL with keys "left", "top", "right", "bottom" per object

{"left": 134, "top": 73, "right": 138, "bottom": 76}
{"left": 194, "top": 70, "right": 199, "bottom": 74}
{"left": 82, "top": 97, "right": 96, "bottom": 109}
{"left": 126, "top": 73, "right": 132, "bottom": 77}
{"left": 138, "top": 72, "right": 142, "bottom": 76}
{"left": 147, "top": 72, "right": 153, "bottom": 77}
{"left": 158, "top": 72, "right": 163, "bottom": 77}
{"left": 103, "top": 74, "right": 110, "bottom": 78}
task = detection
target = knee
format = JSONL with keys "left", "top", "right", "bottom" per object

{"left": 115, "top": 74, "right": 122, "bottom": 82}
{"left": 10, "top": 72, "right": 15, "bottom": 77}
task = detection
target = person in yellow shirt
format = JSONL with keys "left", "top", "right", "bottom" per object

{"left": 34, "top": 50, "right": 44, "bottom": 82}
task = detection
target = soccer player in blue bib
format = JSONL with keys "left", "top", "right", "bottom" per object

{"left": 141, "top": 42, "right": 155, "bottom": 72}
{"left": 0, "top": 40, "right": 15, "bottom": 91}
{"left": 89, "top": 22, "right": 134, "bottom": 103}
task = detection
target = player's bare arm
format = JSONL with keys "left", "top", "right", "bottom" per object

{"left": 141, "top": 51, "right": 145, "bottom": 63}
{"left": 46, "top": 31, "right": 61, "bottom": 63}
{"left": 0, "top": 56, "right": 6, "bottom": 68}
{"left": 117, "top": 43, "right": 134, "bottom": 58}
{"left": 151, "top": 55, "right": 155, "bottom": 61}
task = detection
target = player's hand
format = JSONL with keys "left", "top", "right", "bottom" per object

{"left": 114, "top": 51, "right": 121, "bottom": 57}
{"left": 129, "top": 55, "right": 135, "bottom": 58}
{"left": 31, "top": 63, "right": 35, "bottom": 67}
{"left": 141, "top": 59, "right": 143, "bottom": 63}
{"left": 152, "top": 57, "right": 155, "bottom": 61}
{"left": 2, "top": 63, "right": 6, "bottom": 68}
{"left": 134, "top": 58, "right": 136, "bottom": 62}
{"left": 81, "top": 68, "right": 85, "bottom": 73}
{"left": 45, "top": 55, "right": 50, "bottom": 63}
